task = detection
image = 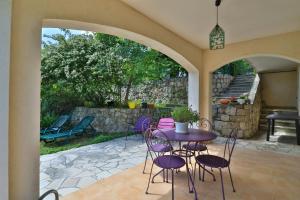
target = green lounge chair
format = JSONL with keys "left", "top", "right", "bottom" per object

{"left": 40, "top": 116, "right": 96, "bottom": 141}
{"left": 40, "top": 115, "right": 70, "bottom": 135}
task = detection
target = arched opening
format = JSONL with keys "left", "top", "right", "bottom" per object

{"left": 43, "top": 19, "right": 200, "bottom": 111}
{"left": 39, "top": 24, "right": 199, "bottom": 196}
{"left": 209, "top": 55, "right": 300, "bottom": 145}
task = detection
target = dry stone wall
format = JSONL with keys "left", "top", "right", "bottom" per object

{"left": 123, "top": 78, "right": 188, "bottom": 105}
{"left": 212, "top": 88, "right": 262, "bottom": 138}
{"left": 71, "top": 107, "right": 173, "bottom": 133}
{"left": 122, "top": 74, "right": 233, "bottom": 105}
{"left": 212, "top": 74, "right": 234, "bottom": 96}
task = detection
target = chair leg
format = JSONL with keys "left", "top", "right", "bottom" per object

{"left": 198, "top": 163, "right": 201, "bottom": 181}
{"left": 152, "top": 169, "right": 164, "bottom": 183}
{"left": 166, "top": 169, "right": 169, "bottom": 183}
{"left": 143, "top": 151, "right": 149, "bottom": 174}
{"left": 202, "top": 165, "right": 205, "bottom": 182}
{"left": 146, "top": 162, "right": 154, "bottom": 194}
{"left": 206, "top": 149, "right": 213, "bottom": 172}
{"left": 228, "top": 166, "right": 236, "bottom": 192}
{"left": 172, "top": 169, "right": 174, "bottom": 200}
{"left": 219, "top": 168, "right": 225, "bottom": 200}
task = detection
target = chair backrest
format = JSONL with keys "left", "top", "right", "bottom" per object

{"left": 157, "top": 118, "right": 175, "bottom": 129}
{"left": 144, "top": 128, "right": 172, "bottom": 158}
{"left": 72, "top": 116, "right": 95, "bottom": 131}
{"left": 134, "top": 116, "right": 151, "bottom": 132}
{"left": 223, "top": 128, "right": 238, "bottom": 164}
{"left": 49, "top": 115, "right": 70, "bottom": 129}
{"left": 198, "top": 118, "right": 213, "bottom": 131}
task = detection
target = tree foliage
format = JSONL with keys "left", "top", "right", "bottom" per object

{"left": 215, "top": 60, "right": 255, "bottom": 76}
{"left": 41, "top": 29, "right": 187, "bottom": 117}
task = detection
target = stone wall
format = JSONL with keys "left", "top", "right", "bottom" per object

{"left": 71, "top": 107, "right": 173, "bottom": 133}
{"left": 212, "top": 87, "right": 262, "bottom": 138}
{"left": 120, "top": 74, "right": 232, "bottom": 105}
{"left": 123, "top": 77, "right": 188, "bottom": 105}
{"left": 212, "top": 74, "right": 234, "bottom": 96}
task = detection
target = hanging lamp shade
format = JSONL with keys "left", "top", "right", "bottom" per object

{"left": 209, "top": 24, "right": 225, "bottom": 50}
{"left": 209, "top": 0, "right": 225, "bottom": 50}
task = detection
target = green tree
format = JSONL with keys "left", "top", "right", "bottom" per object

{"left": 41, "top": 29, "right": 187, "bottom": 116}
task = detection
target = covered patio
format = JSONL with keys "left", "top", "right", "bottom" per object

{"left": 1, "top": 0, "right": 300, "bottom": 199}
{"left": 59, "top": 139, "right": 300, "bottom": 200}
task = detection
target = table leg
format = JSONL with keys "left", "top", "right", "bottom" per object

{"left": 271, "top": 119, "right": 275, "bottom": 135}
{"left": 267, "top": 119, "right": 271, "bottom": 141}
{"left": 295, "top": 120, "right": 300, "bottom": 145}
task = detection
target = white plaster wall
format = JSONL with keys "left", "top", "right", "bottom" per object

{"left": 297, "top": 66, "right": 300, "bottom": 114}
{"left": 261, "top": 71, "right": 297, "bottom": 107}
{"left": 0, "top": 0, "right": 11, "bottom": 199}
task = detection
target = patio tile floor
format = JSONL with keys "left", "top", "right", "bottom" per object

{"left": 61, "top": 143, "right": 300, "bottom": 200}
{"left": 40, "top": 134, "right": 300, "bottom": 198}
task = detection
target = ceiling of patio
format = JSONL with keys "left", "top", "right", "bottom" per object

{"left": 122, "top": 0, "right": 300, "bottom": 49}
{"left": 246, "top": 57, "right": 298, "bottom": 73}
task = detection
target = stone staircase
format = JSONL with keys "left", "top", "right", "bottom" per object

{"left": 217, "top": 74, "right": 256, "bottom": 98}
{"left": 259, "top": 106, "right": 298, "bottom": 134}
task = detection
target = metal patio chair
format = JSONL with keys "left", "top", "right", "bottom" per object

{"left": 182, "top": 118, "right": 213, "bottom": 179}
{"left": 144, "top": 128, "right": 196, "bottom": 200}
{"left": 195, "top": 128, "right": 237, "bottom": 200}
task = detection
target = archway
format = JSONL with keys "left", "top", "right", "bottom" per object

{"left": 40, "top": 21, "right": 200, "bottom": 197}
{"left": 43, "top": 19, "right": 200, "bottom": 111}
{"left": 207, "top": 55, "right": 300, "bottom": 141}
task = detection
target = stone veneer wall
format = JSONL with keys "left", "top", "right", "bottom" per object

{"left": 212, "top": 74, "right": 234, "bottom": 96}
{"left": 212, "top": 87, "right": 262, "bottom": 138}
{"left": 123, "top": 77, "right": 188, "bottom": 105}
{"left": 71, "top": 107, "right": 173, "bottom": 133}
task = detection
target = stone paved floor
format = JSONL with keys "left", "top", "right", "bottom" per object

{"left": 40, "top": 133, "right": 300, "bottom": 197}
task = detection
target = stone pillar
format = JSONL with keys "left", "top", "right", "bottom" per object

{"left": 0, "top": 1, "right": 11, "bottom": 199}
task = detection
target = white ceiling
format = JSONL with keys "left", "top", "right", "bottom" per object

{"left": 246, "top": 57, "right": 298, "bottom": 72}
{"left": 122, "top": 0, "right": 300, "bottom": 49}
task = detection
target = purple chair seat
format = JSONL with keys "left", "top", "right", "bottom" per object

{"left": 196, "top": 154, "right": 229, "bottom": 168}
{"left": 182, "top": 143, "right": 207, "bottom": 151}
{"left": 150, "top": 144, "right": 172, "bottom": 152}
{"left": 154, "top": 155, "right": 185, "bottom": 169}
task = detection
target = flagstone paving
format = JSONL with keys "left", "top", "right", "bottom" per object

{"left": 40, "top": 133, "right": 300, "bottom": 197}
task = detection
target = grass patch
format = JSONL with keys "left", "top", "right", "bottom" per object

{"left": 40, "top": 132, "right": 134, "bottom": 155}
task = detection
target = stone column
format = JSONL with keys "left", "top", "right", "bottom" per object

{"left": 0, "top": 0, "right": 11, "bottom": 199}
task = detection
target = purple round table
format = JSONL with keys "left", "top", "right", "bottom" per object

{"left": 153, "top": 128, "right": 217, "bottom": 142}
{"left": 152, "top": 128, "right": 217, "bottom": 199}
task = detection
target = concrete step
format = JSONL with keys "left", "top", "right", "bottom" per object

{"left": 229, "top": 85, "right": 252, "bottom": 89}
{"left": 229, "top": 83, "right": 253, "bottom": 87}
{"left": 231, "top": 79, "right": 254, "bottom": 82}
{"left": 225, "top": 89, "right": 251, "bottom": 93}
{"left": 219, "top": 92, "right": 248, "bottom": 97}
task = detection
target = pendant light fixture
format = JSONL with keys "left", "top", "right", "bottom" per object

{"left": 209, "top": 0, "right": 225, "bottom": 50}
